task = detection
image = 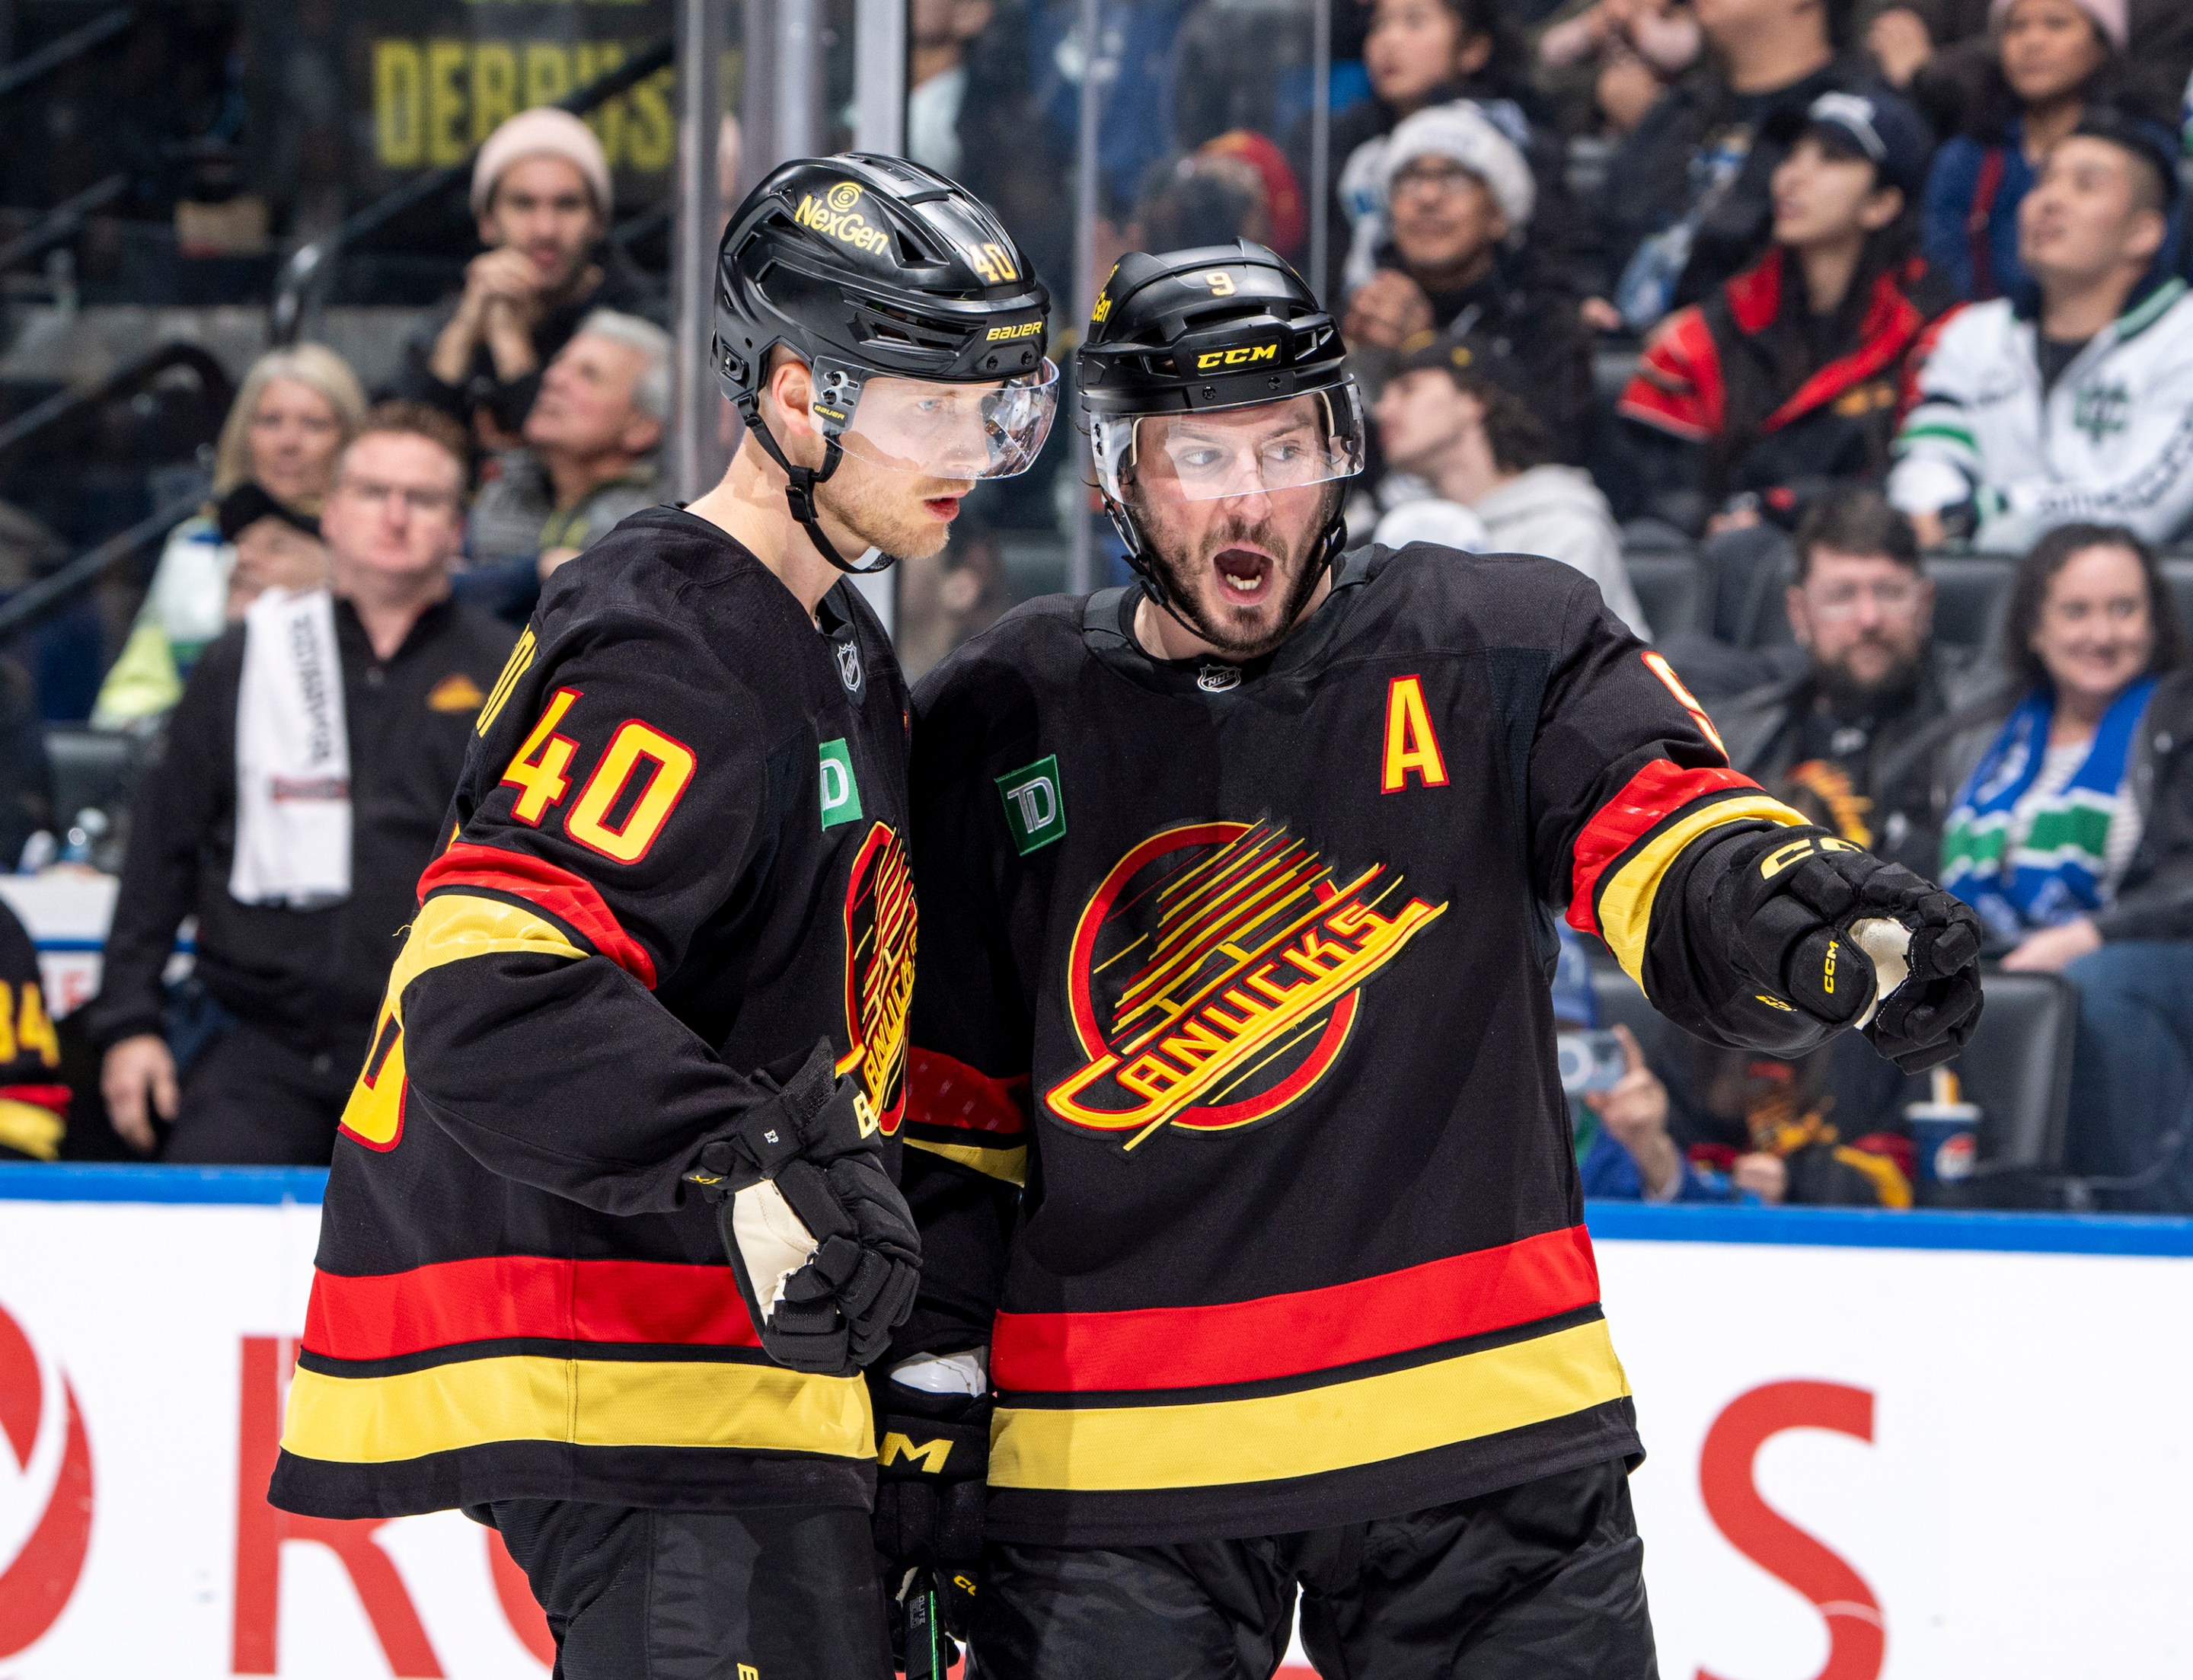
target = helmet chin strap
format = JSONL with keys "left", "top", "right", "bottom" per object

{"left": 733, "top": 393, "right": 901, "bottom": 577}
{"left": 1102, "top": 487, "right": 1349, "bottom": 657}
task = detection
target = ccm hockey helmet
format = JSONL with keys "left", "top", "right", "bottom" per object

{"left": 715, "top": 153, "right": 1055, "bottom": 573}
{"left": 1078, "top": 241, "right": 1363, "bottom": 601}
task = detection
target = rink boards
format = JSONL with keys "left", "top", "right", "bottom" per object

{"left": 0, "top": 1168, "right": 2184, "bottom": 1679}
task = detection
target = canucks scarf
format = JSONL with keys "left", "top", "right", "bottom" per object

{"left": 1941, "top": 678, "right": 2153, "bottom": 941}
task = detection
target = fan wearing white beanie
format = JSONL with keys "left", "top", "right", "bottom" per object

{"left": 1342, "top": 101, "right": 1598, "bottom": 462}
{"left": 407, "top": 107, "right": 662, "bottom": 446}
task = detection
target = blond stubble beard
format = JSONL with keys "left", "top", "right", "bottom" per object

{"left": 814, "top": 462, "right": 967, "bottom": 563}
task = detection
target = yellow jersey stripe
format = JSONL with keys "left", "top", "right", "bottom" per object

{"left": 281, "top": 1355, "right": 874, "bottom": 1464}
{"left": 988, "top": 1317, "right": 1630, "bottom": 1492}
{"left": 905, "top": 1135, "right": 1029, "bottom": 1186}
{"left": 1595, "top": 796, "right": 1807, "bottom": 987}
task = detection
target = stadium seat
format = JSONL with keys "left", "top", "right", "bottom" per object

{"left": 1923, "top": 552, "right": 2014, "bottom": 651}
{"left": 1955, "top": 969, "right": 2076, "bottom": 1197}
{"left": 2163, "top": 558, "right": 2193, "bottom": 639}
{"left": 1625, "top": 551, "right": 1702, "bottom": 639}
{"left": 43, "top": 723, "right": 136, "bottom": 829}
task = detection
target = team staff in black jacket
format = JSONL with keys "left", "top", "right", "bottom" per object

{"left": 270, "top": 156, "right": 1058, "bottom": 1679}
{"left": 879, "top": 243, "right": 1985, "bottom": 1677}
{"left": 86, "top": 405, "right": 516, "bottom": 1164}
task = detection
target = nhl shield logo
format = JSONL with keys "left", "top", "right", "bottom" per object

{"left": 1195, "top": 664, "right": 1240, "bottom": 694}
{"left": 1045, "top": 819, "right": 1446, "bottom": 1151}
{"left": 835, "top": 637, "right": 864, "bottom": 695}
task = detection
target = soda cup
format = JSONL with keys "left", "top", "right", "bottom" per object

{"left": 1905, "top": 1067, "right": 1981, "bottom": 1203}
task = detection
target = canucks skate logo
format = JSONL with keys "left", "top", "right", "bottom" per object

{"left": 837, "top": 822, "right": 916, "bottom": 1135}
{"left": 1047, "top": 821, "right": 1445, "bottom": 1150}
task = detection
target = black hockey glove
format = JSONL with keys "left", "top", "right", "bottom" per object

{"left": 682, "top": 1040, "right": 920, "bottom": 1376}
{"left": 1710, "top": 829, "right": 1984, "bottom": 1073}
{"left": 874, "top": 1366, "right": 990, "bottom": 1671}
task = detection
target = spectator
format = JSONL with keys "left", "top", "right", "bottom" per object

{"left": 465, "top": 311, "right": 670, "bottom": 620}
{"left": 407, "top": 109, "right": 659, "bottom": 448}
{"left": 1921, "top": 0, "right": 2134, "bottom": 302}
{"left": 896, "top": 516, "right": 1017, "bottom": 684}
{"left": 1371, "top": 328, "right": 1650, "bottom": 634}
{"left": 84, "top": 405, "right": 517, "bottom": 1165}
{"left": 92, "top": 345, "right": 366, "bottom": 730}
{"left": 1560, "top": 929, "right": 1912, "bottom": 1205}
{"left": 907, "top": 0, "right": 998, "bottom": 180}
{"left": 1618, "top": 88, "right": 1951, "bottom": 534}
{"left": 1535, "top": 0, "right": 1703, "bottom": 139}
{"left": 1711, "top": 489, "right": 1968, "bottom": 874}
{"left": 1890, "top": 110, "right": 2192, "bottom": 551}
{"left": 0, "top": 899, "right": 65, "bottom": 1162}
{"left": 1867, "top": 0, "right": 2191, "bottom": 151}
{"left": 1342, "top": 104, "right": 1597, "bottom": 459}
{"left": 1595, "top": 0, "right": 1856, "bottom": 329}
{"left": 1319, "top": 0, "right": 1560, "bottom": 298}
{"left": 1933, "top": 523, "right": 2193, "bottom": 1208}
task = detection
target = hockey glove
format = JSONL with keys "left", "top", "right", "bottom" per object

{"left": 1711, "top": 830, "right": 1984, "bottom": 1073}
{"left": 873, "top": 1354, "right": 991, "bottom": 1662}
{"left": 682, "top": 1040, "right": 921, "bottom": 1376}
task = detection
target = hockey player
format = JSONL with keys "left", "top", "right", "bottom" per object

{"left": 268, "top": 155, "right": 1055, "bottom": 1676}
{"left": 875, "top": 243, "right": 1982, "bottom": 1675}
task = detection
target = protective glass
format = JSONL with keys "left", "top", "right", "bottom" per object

{"left": 1090, "top": 385, "right": 1366, "bottom": 504}
{"left": 812, "top": 357, "right": 1059, "bottom": 481}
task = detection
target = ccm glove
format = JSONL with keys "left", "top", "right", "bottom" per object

{"left": 683, "top": 1040, "right": 921, "bottom": 1375}
{"left": 1711, "top": 830, "right": 1984, "bottom": 1072}
{"left": 873, "top": 1356, "right": 991, "bottom": 1662}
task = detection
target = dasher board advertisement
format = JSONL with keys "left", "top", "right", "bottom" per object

{"left": 0, "top": 1172, "right": 2185, "bottom": 1678}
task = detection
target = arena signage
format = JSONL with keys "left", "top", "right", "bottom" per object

{"left": 356, "top": 0, "right": 675, "bottom": 186}
{"left": 0, "top": 1174, "right": 2184, "bottom": 1677}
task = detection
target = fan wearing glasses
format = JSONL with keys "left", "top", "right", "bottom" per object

{"left": 87, "top": 404, "right": 517, "bottom": 1166}
{"left": 1711, "top": 487, "right": 1969, "bottom": 877}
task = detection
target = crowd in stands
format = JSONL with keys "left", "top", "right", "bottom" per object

{"left": 6, "top": 0, "right": 2193, "bottom": 1218}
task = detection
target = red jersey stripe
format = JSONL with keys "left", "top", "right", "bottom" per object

{"left": 908, "top": 1046, "right": 1030, "bottom": 1136}
{"left": 302, "top": 1256, "right": 759, "bottom": 1359}
{"left": 991, "top": 1225, "right": 1601, "bottom": 1394}
{"left": 421, "top": 842, "right": 658, "bottom": 989}
{"left": 0, "top": 1084, "right": 71, "bottom": 1112}
{"left": 1567, "top": 759, "right": 1759, "bottom": 937}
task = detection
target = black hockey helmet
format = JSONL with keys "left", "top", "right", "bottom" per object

{"left": 1077, "top": 243, "right": 1363, "bottom": 602}
{"left": 715, "top": 153, "right": 1056, "bottom": 573}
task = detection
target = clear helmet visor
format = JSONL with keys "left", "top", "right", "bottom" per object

{"left": 812, "top": 357, "right": 1060, "bottom": 482}
{"left": 1092, "top": 385, "right": 1366, "bottom": 506}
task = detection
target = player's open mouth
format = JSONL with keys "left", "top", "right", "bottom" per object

{"left": 1214, "top": 546, "right": 1272, "bottom": 602}
{"left": 924, "top": 496, "right": 962, "bottom": 522}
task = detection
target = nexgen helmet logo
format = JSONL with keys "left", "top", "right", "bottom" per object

{"left": 1195, "top": 343, "right": 1279, "bottom": 370}
{"left": 794, "top": 190, "right": 892, "bottom": 257}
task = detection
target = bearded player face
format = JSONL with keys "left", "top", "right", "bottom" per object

{"left": 1125, "top": 397, "right": 1339, "bottom": 660}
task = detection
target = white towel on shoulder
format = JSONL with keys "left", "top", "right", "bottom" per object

{"left": 229, "top": 586, "right": 351, "bottom": 907}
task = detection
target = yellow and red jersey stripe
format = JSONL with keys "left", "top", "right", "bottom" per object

{"left": 1567, "top": 758, "right": 1808, "bottom": 987}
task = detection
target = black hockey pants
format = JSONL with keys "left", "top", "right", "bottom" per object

{"left": 966, "top": 1457, "right": 1657, "bottom": 1679}
{"left": 472, "top": 1498, "right": 892, "bottom": 1679}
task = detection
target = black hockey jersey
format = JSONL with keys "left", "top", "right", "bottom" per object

{"left": 902, "top": 545, "right": 1820, "bottom": 1546}
{"left": 272, "top": 508, "right": 915, "bottom": 1519}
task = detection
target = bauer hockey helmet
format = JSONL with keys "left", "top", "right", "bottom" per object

{"left": 1077, "top": 241, "right": 1363, "bottom": 604}
{"left": 715, "top": 153, "right": 1056, "bottom": 573}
